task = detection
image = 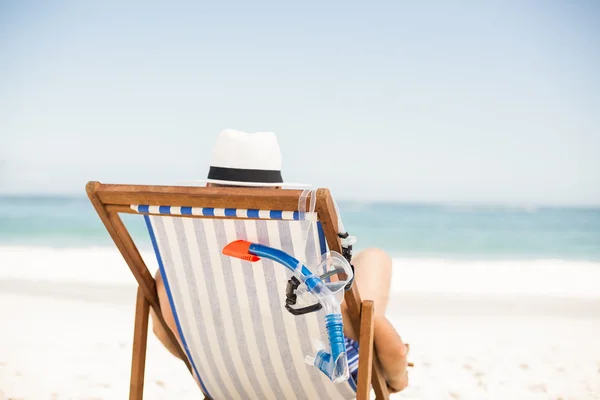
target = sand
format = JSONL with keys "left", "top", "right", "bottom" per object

{"left": 1, "top": 279, "right": 599, "bottom": 400}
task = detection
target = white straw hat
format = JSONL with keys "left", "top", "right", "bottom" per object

{"left": 203, "top": 129, "right": 308, "bottom": 187}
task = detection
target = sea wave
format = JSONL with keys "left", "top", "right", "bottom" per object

{"left": 390, "top": 257, "right": 600, "bottom": 299}
{"left": 1, "top": 246, "right": 599, "bottom": 299}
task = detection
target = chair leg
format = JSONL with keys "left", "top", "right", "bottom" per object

{"left": 356, "top": 300, "right": 376, "bottom": 400}
{"left": 130, "top": 286, "right": 150, "bottom": 400}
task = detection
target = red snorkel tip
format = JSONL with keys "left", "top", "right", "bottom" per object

{"left": 222, "top": 240, "right": 261, "bottom": 262}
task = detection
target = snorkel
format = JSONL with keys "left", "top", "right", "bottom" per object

{"left": 223, "top": 240, "right": 351, "bottom": 383}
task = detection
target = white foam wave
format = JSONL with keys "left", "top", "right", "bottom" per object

{"left": 1, "top": 246, "right": 599, "bottom": 299}
{"left": 0, "top": 246, "right": 158, "bottom": 285}
{"left": 391, "top": 258, "right": 600, "bottom": 299}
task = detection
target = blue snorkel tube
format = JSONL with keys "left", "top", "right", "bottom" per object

{"left": 223, "top": 240, "right": 351, "bottom": 383}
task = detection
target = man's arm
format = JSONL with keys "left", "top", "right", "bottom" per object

{"left": 150, "top": 270, "right": 185, "bottom": 360}
{"left": 150, "top": 308, "right": 184, "bottom": 360}
{"left": 373, "top": 315, "right": 409, "bottom": 393}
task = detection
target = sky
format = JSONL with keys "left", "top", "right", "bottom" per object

{"left": 0, "top": 1, "right": 599, "bottom": 205}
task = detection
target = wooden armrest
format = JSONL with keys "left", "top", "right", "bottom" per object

{"left": 356, "top": 300, "right": 376, "bottom": 400}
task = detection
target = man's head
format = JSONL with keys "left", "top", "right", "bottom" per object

{"left": 205, "top": 129, "right": 285, "bottom": 188}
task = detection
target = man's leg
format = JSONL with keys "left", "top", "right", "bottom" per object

{"left": 342, "top": 248, "right": 409, "bottom": 393}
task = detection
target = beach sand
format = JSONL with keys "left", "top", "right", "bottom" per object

{"left": 1, "top": 279, "right": 599, "bottom": 399}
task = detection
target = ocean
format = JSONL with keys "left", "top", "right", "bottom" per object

{"left": 1, "top": 195, "right": 599, "bottom": 260}
{"left": 1, "top": 195, "right": 600, "bottom": 299}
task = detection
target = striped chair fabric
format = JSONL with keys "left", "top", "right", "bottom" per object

{"left": 134, "top": 204, "right": 358, "bottom": 400}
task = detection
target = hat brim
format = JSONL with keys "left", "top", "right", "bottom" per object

{"left": 188, "top": 179, "right": 312, "bottom": 188}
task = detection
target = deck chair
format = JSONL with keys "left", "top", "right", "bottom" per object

{"left": 87, "top": 182, "right": 391, "bottom": 400}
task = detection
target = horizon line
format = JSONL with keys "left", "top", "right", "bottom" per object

{"left": 0, "top": 192, "right": 599, "bottom": 210}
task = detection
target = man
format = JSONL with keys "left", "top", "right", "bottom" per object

{"left": 150, "top": 129, "right": 410, "bottom": 394}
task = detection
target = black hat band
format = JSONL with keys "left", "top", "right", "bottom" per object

{"left": 207, "top": 166, "right": 283, "bottom": 184}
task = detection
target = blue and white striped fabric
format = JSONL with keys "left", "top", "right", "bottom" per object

{"left": 345, "top": 337, "right": 360, "bottom": 384}
{"left": 131, "top": 204, "right": 318, "bottom": 221}
{"left": 140, "top": 206, "right": 358, "bottom": 400}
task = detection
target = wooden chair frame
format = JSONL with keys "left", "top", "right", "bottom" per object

{"left": 86, "top": 181, "right": 390, "bottom": 400}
